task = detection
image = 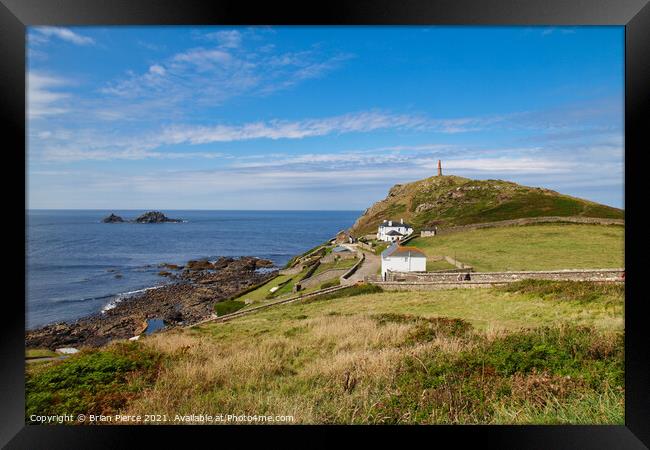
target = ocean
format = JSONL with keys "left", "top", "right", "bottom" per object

{"left": 26, "top": 210, "right": 361, "bottom": 329}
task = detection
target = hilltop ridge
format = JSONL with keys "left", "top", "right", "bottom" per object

{"left": 349, "top": 175, "right": 623, "bottom": 236}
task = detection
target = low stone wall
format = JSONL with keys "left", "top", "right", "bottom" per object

{"left": 428, "top": 267, "right": 470, "bottom": 274}
{"left": 341, "top": 252, "right": 366, "bottom": 281}
{"left": 320, "top": 252, "right": 357, "bottom": 264}
{"left": 434, "top": 216, "right": 624, "bottom": 236}
{"left": 287, "top": 246, "right": 326, "bottom": 269}
{"left": 357, "top": 241, "right": 375, "bottom": 252}
{"left": 193, "top": 283, "right": 351, "bottom": 326}
{"left": 300, "top": 268, "right": 349, "bottom": 289}
{"left": 373, "top": 281, "right": 507, "bottom": 291}
{"left": 384, "top": 268, "right": 624, "bottom": 283}
{"left": 398, "top": 233, "right": 417, "bottom": 245}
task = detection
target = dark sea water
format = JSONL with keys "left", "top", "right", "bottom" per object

{"left": 26, "top": 210, "right": 360, "bottom": 329}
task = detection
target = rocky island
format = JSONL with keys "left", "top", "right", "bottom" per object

{"left": 101, "top": 211, "right": 183, "bottom": 223}
{"left": 134, "top": 211, "right": 182, "bottom": 223}
{"left": 102, "top": 213, "right": 124, "bottom": 223}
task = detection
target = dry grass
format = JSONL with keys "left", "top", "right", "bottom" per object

{"left": 120, "top": 282, "right": 623, "bottom": 424}
{"left": 29, "top": 281, "right": 623, "bottom": 425}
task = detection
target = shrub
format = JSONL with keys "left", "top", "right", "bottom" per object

{"left": 371, "top": 313, "right": 473, "bottom": 343}
{"left": 320, "top": 279, "right": 341, "bottom": 289}
{"left": 374, "top": 325, "right": 623, "bottom": 424}
{"left": 214, "top": 300, "right": 246, "bottom": 316}
{"left": 26, "top": 342, "right": 161, "bottom": 419}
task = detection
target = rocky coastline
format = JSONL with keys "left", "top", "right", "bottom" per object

{"left": 26, "top": 256, "right": 277, "bottom": 349}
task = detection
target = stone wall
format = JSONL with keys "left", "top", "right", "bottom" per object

{"left": 320, "top": 252, "right": 357, "bottom": 264}
{"left": 341, "top": 252, "right": 366, "bottom": 281}
{"left": 433, "top": 216, "right": 624, "bottom": 236}
{"left": 384, "top": 268, "right": 624, "bottom": 283}
{"left": 357, "top": 241, "right": 375, "bottom": 252}
{"left": 372, "top": 281, "right": 507, "bottom": 291}
{"left": 300, "top": 268, "right": 349, "bottom": 289}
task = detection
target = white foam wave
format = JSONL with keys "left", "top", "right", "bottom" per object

{"left": 101, "top": 285, "right": 165, "bottom": 313}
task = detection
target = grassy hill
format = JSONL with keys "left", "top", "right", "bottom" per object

{"left": 409, "top": 224, "right": 624, "bottom": 272}
{"left": 350, "top": 175, "right": 623, "bottom": 236}
{"left": 27, "top": 281, "right": 623, "bottom": 424}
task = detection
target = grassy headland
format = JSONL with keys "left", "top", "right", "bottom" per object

{"left": 350, "top": 175, "right": 623, "bottom": 236}
{"left": 28, "top": 281, "right": 623, "bottom": 424}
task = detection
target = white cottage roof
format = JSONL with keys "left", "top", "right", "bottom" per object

{"left": 381, "top": 243, "right": 426, "bottom": 258}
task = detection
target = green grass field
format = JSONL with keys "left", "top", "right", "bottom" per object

{"left": 312, "top": 257, "right": 357, "bottom": 276}
{"left": 232, "top": 274, "right": 291, "bottom": 303}
{"left": 409, "top": 224, "right": 624, "bottom": 272}
{"left": 28, "top": 280, "right": 623, "bottom": 425}
{"left": 26, "top": 349, "right": 58, "bottom": 359}
{"left": 426, "top": 259, "right": 458, "bottom": 271}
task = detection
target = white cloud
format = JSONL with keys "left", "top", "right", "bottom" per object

{"left": 148, "top": 64, "right": 166, "bottom": 76}
{"left": 442, "top": 157, "right": 571, "bottom": 173}
{"left": 161, "top": 111, "right": 429, "bottom": 144}
{"left": 202, "top": 30, "right": 242, "bottom": 48}
{"left": 32, "top": 27, "right": 95, "bottom": 46}
{"left": 27, "top": 72, "right": 70, "bottom": 119}
{"left": 98, "top": 34, "right": 353, "bottom": 112}
{"left": 172, "top": 48, "right": 232, "bottom": 66}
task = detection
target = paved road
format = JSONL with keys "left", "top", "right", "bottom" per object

{"left": 342, "top": 246, "right": 380, "bottom": 284}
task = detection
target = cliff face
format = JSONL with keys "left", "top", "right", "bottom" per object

{"left": 349, "top": 175, "right": 623, "bottom": 237}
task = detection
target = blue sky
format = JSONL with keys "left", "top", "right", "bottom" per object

{"left": 27, "top": 26, "right": 624, "bottom": 209}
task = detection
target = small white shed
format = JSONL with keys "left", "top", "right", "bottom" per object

{"left": 380, "top": 243, "right": 427, "bottom": 279}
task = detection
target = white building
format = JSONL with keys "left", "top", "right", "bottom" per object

{"left": 380, "top": 242, "right": 426, "bottom": 279}
{"left": 377, "top": 218, "right": 413, "bottom": 242}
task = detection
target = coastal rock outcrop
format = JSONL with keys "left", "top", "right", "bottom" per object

{"left": 134, "top": 211, "right": 182, "bottom": 223}
{"left": 25, "top": 256, "right": 278, "bottom": 349}
{"left": 102, "top": 213, "right": 125, "bottom": 223}
{"left": 102, "top": 211, "right": 183, "bottom": 223}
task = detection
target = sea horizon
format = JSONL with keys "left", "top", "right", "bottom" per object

{"left": 26, "top": 208, "right": 362, "bottom": 212}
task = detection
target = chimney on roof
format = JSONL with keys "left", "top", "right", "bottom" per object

{"left": 437, "top": 160, "right": 442, "bottom": 176}
{"left": 388, "top": 220, "right": 393, "bottom": 226}
{"left": 400, "top": 218, "right": 404, "bottom": 224}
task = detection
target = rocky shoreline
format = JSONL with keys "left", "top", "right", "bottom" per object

{"left": 26, "top": 256, "right": 277, "bottom": 349}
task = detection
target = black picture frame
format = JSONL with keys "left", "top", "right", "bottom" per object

{"left": 1, "top": 0, "right": 648, "bottom": 447}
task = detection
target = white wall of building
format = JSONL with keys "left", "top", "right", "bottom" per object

{"left": 381, "top": 254, "right": 426, "bottom": 278}
{"left": 377, "top": 220, "right": 414, "bottom": 242}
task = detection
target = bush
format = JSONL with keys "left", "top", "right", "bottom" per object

{"left": 214, "top": 299, "right": 246, "bottom": 316}
{"left": 320, "top": 279, "right": 341, "bottom": 289}
{"left": 26, "top": 342, "right": 161, "bottom": 419}
{"left": 375, "top": 325, "right": 623, "bottom": 424}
